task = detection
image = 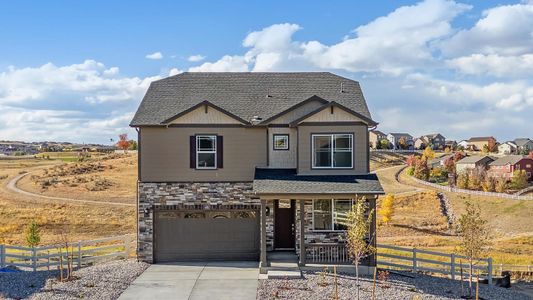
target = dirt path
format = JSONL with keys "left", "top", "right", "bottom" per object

{"left": 6, "top": 171, "right": 134, "bottom": 207}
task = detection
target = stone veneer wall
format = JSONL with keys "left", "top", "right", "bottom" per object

{"left": 137, "top": 181, "right": 274, "bottom": 262}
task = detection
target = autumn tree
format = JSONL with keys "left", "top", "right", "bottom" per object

{"left": 25, "top": 221, "right": 41, "bottom": 248}
{"left": 379, "top": 139, "right": 391, "bottom": 149}
{"left": 379, "top": 194, "right": 394, "bottom": 225}
{"left": 346, "top": 198, "right": 376, "bottom": 300}
{"left": 117, "top": 133, "right": 131, "bottom": 151}
{"left": 128, "top": 140, "right": 138, "bottom": 150}
{"left": 481, "top": 176, "right": 496, "bottom": 192}
{"left": 398, "top": 137, "right": 408, "bottom": 150}
{"left": 495, "top": 179, "right": 508, "bottom": 193}
{"left": 406, "top": 154, "right": 418, "bottom": 167}
{"left": 468, "top": 166, "right": 486, "bottom": 191}
{"left": 413, "top": 157, "right": 429, "bottom": 181}
{"left": 456, "top": 201, "right": 491, "bottom": 298}
{"left": 456, "top": 172, "right": 469, "bottom": 189}
{"left": 422, "top": 146, "right": 435, "bottom": 160}
{"left": 511, "top": 170, "right": 528, "bottom": 190}
{"left": 454, "top": 152, "right": 465, "bottom": 161}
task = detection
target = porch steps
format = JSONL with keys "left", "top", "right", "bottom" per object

{"left": 266, "top": 251, "right": 302, "bottom": 279}
{"left": 267, "top": 269, "right": 302, "bottom": 279}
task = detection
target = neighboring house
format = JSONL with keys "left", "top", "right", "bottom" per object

{"left": 387, "top": 133, "right": 413, "bottom": 150}
{"left": 514, "top": 138, "right": 533, "bottom": 154}
{"left": 488, "top": 155, "right": 533, "bottom": 182}
{"left": 467, "top": 136, "right": 497, "bottom": 151}
{"left": 457, "top": 140, "right": 469, "bottom": 149}
{"left": 130, "top": 72, "right": 384, "bottom": 271}
{"left": 445, "top": 140, "right": 457, "bottom": 150}
{"left": 456, "top": 155, "right": 495, "bottom": 174}
{"left": 417, "top": 133, "right": 446, "bottom": 150}
{"left": 428, "top": 154, "right": 454, "bottom": 169}
{"left": 498, "top": 141, "right": 517, "bottom": 155}
{"left": 369, "top": 129, "right": 387, "bottom": 149}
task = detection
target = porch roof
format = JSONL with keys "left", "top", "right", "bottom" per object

{"left": 253, "top": 168, "right": 384, "bottom": 196}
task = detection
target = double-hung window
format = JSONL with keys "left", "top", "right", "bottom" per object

{"left": 196, "top": 135, "right": 216, "bottom": 169}
{"left": 313, "top": 199, "right": 353, "bottom": 231}
{"left": 312, "top": 134, "right": 353, "bottom": 168}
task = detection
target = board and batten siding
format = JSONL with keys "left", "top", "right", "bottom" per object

{"left": 297, "top": 124, "right": 369, "bottom": 175}
{"left": 140, "top": 127, "right": 267, "bottom": 182}
{"left": 268, "top": 127, "right": 297, "bottom": 168}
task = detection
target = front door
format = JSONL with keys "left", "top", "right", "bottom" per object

{"left": 274, "top": 200, "right": 295, "bottom": 249}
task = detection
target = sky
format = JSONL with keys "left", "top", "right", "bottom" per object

{"left": 0, "top": 0, "right": 532, "bottom": 144}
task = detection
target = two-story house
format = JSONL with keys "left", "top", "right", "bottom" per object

{"left": 130, "top": 72, "right": 384, "bottom": 273}
{"left": 368, "top": 129, "right": 387, "bottom": 149}
{"left": 455, "top": 155, "right": 495, "bottom": 174}
{"left": 514, "top": 138, "right": 533, "bottom": 154}
{"left": 417, "top": 133, "right": 446, "bottom": 150}
{"left": 488, "top": 155, "right": 533, "bottom": 182}
{"left": 386, "top": 133, "right": 413, "bottom": 150}
{"left": 467, "top": 136, "right": 497, "bottom": 151}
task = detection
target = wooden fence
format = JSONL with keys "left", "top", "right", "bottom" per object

{"left": 409, "top": 174, "right": 533, "bottom": 200}
{"left": 0, "top": 235, "right": 133, "bottom": 271}
{"left": 378, "top": 244, "right": 493, "bottom": 284}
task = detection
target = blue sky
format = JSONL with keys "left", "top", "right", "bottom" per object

{"left": 1, "top": 0, "right": 532, "bottom": 144}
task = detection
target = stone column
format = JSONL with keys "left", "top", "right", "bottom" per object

{"left": 299, "top": 199, "right": 306, "bottom": 266}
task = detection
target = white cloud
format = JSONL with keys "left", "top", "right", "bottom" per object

{"left": 440, "top": 3, "right": 533, "bottom": 56}
{"left": 446, "top": 54, "right": 533, "bottom": 77}
{"left": 187, "top": 54, "right": 205, "bottom": 62}
{"left": 168, "top": 68, "right": 183, "bottom": 76}
{"left": 189, "top": 55, "right": 249, "bottom": 72}
{"left": 145, "top": 51, "right": 163, "bottom": 60}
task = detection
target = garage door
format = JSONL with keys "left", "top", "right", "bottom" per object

{"left": 154, "top": 210, "right": 260, "bottom": 262}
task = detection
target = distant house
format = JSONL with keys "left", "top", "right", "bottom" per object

{"left": 488, "top": 155, "right": 533, "bottom": 182}
{"left": 414, "top": 138, "right": 426, "bottom": 150}
{"left": 467, "top": 136, "right": 497, "bottom": 151}
{"left": 369, "top": 130, "right": 387, "bottom": 149}
{"left": 445, "top": 140, "right": 457, "bottom": 150}
{"left": 457, "top": 140, "right": 469, "bottom": 149}
{"left": 498, "top": 142, "right": 517, "bottom": 155}
{"left": 414, "top": 134, "right": 445, "bottom": 150}
{"left": 428, "top": 154, "right": 454, "bottom": 169}
{"left": 387, "top": 133, "right": 414, "bottom": 150}
{"left": 514, "top": 138, "right": 533, "bottom": 154}
{"left": 456, "top": 155, "right": 495, "bottom": 174}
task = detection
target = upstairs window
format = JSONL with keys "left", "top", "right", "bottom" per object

{"left": 196, "top": 135, "right": 216, "bottom": 169}
{"left": 273, "top": 134, "right": 289, "bottom": 150}
{"left": 312, "top": 134, "right": 353, "bottom": 168}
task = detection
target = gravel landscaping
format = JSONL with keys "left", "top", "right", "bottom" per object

{"left": 257, "top": 270, "right": 530, "bottom": 300}
{"left": 0, "top": 259, "right": 148, "bottom": 300}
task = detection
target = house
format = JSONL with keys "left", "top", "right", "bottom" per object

{"left": 445, "top": 140, "right": 457, "bottom": 150}
{"left": 498, "top": 141, "right": 517, "bottom": 155}
{"left": 467, "top": 136, "right": 497, "bottom": 151}
{"left": 456, "top": 155, "right": 495, "bottom": 174}
{"left": 428, "top": 154, "right": 454, "bottom": 169}
{"left": 369, "top": 130, "right": 387, "bottom": 149}
{"left": 488, "top": 155, "right": 533, "bottom": 182}
{"left": 130, "top": 72, "right": 384, "bottom": 271}
{"left": 457, "top": 140, "right": 469, "bottom": 149}
{"left": 387, "top": 133, "right": 413, "bottom": 150}
{"left": 514, "top": 138, "right": 533, "bottom": 154}
{"left": 416, "top": 133, "right": 446, "bottom": 150}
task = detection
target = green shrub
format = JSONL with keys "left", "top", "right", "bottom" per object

{"left": 406, "top": 166, "right": 415, "bottom": 176}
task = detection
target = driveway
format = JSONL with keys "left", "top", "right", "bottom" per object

{"left": 118, "top": 261, "right": 259, "bottom": 300}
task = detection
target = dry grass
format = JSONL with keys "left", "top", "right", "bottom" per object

{"left": 370, "top": 152, "right": 410, "bottom": 171}
{"left": 0, "top": 155, "right": 135, "bottom": 245}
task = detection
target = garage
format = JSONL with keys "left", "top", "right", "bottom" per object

{"left": 154, "top": 210, "right": 260, "bottom": 262}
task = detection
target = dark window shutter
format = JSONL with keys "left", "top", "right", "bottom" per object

{"left": 190, "top": 136, "right": 196, "bottom": 168}
{"left": 217, "top": 136, "right": 223, "bottom": 168}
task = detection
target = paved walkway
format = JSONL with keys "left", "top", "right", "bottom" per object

{"left": 118, "top": 261, "right": 259, "bottom": 300}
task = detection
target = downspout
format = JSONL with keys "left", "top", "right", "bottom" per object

{"left": 135, "top": 127, "right": 140, "bottom": 261}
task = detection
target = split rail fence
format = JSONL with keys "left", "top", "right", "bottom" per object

{"left": 0, "top": 235, "right": 133, "bottom": 271}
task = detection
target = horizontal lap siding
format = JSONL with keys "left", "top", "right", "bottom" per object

{"left": 140, "top": 127, "right": 267, "bottom": 182}
{"left": 298, "top": 124, "right": 368, "bottom": 175}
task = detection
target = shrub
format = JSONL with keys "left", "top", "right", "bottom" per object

{"left": 457, "top": 172, "right": 469, "bottom": 189}
{"left": 511, "top": 170, "right": 528, "bottom": 190}
{"left": 481, "top": 176, "right": 496, "bottom": 192}
{"left": 406, "top": 155, "right": 417, "bottom": 167}
{"left": 406, "top": 166, "right": 415, "bottom": 176}
{"left": 25, "top": 221, "right": 41, "bottom": 248}
{"left": 379, "top": 194, "right": 395, "bottom": 225}
{"left": 495, "top": 179, "right": 508, "bottom": 193}
{"left": 413, "top": 157, "right": 429, "bottom": 181}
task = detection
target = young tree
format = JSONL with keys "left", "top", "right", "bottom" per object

{"left": 406, "top": 154, "right": 418, "bottom": 167}
{"left": 25, "top": 221, "right": 41, "bottom": 248}
{"left": 481, "top": 176, "right": 496, "bottom": 192}
{"left": 117, "top": 133, "right": 131, "bottom": 151}
{"left": 413, "top": 157, "right": 429, "bottom": 181}
{"left": 378, "top": 194, "right": 395, "bottom": 225}
{"left": 468, "top": 166, "right": 486, "bottom": 191}
{"left": 128, "top": 140, "right": 138, "bottom": 150}
{"left": 456, "top": 172, "right": 469, "bottom": 189}
{"left": 398, "top": 137, "right": 408, "bottom": 150}
{"left": 511, "top": 170, "right": 528, "bottom": 190}
{"left": 456, "top": 201, "right": 491, "bottom": 298}
{"left": 422, "top": 146, "right": 436, "bottom": 160}
{"left": 379, "top": 139, "right": 391, "bottom": 150}
{"left": 347, "top": 198, "right": 376, "bottom": 300}
{"left": 495, "top": 178, "right": 508, "bottom": 193}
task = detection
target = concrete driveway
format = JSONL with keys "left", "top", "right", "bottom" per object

{"left": 118, "top": 261, "right": 259, "bottom": 300}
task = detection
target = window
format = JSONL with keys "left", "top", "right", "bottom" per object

{"left": 312, "top": 134, "right": 353, "bottom": 168}
{"left": 313, "top": 199, "right": 353, "bottom": 231}
{"left": 196, "top": 135, "right": 216, "bottom": 169}
{"left": 273, "top": 134, "right": 289, "bottom": 150}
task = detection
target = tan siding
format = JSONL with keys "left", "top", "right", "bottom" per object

{"left": 169, "top": 106, "right": 242, "bottom": 124}
{"left": 297, "top": 124, "right": 368, "bottom": 175}
{"left": 268, "top": 127, "right": 297, "bottom": 168}
{"left": 140, "top": 127, "right": 266, "bottom": 182}
{"left": 300, "top": 106, "right": 364, "bottom": 123}
{"left": 269, "top": 100, "right": 324, "bottom": 124}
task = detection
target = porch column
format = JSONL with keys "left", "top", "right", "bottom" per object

{"left": 260, "top": 199, "right": 268, "bottom": 268}
{"left": 299, "top": 199, "right": 306, "bottom": 266}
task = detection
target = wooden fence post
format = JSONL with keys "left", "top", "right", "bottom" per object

{"left": 0, "top": 245, "right": 5, "bottom": 268}
{"left": 32, "top": 247, "right": 37, "bottom": 272}
{"left": 412, "top": 248, "right": 417, "bottom": 272}
{"left": 488, "top": 258, "right": 493, "bottom": 285}
{"left": 450, "top": 253, "right": 456, "bottom": 280}
{"left": 77, "top": 241, "right": 82, "bottom": 268}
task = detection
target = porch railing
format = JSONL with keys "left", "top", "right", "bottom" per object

{"left": 306, "top": 243, "right": 350, "bottom": 264}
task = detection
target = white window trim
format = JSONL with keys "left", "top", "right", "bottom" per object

{"left": 312, "top": 134, "right": 353, "bottom": 169}
{"left": 196, "top": 135, "right": 217, "bottom": 169}
{"left": 311, "top": 199, "right": 354, "bottom": 232}
{"left": 273, "top": 134, "right": 289, "bottom": 150}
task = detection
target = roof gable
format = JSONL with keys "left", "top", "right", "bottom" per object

{"left": 164, "top": 101, "right": 247, "bottom": 125}
{"left": 130, "top": 72, "right": 375, "bottom": 126}
{"left": 289, "top": 101, "right": 377, "bottom": 127}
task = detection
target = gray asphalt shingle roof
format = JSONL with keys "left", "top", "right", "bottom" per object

{"left": 456, "top": 155, "right": 495, "bottom": 164}
{"left": 253, "top": 168, "right": 384, "bottom": 195}
{"left": 489, "top": 155, "right": 529, "bottom": 166}
{"left": 130, "top": 72, "right": 374, "bottom": 126}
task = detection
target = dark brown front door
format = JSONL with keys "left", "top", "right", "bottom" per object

{"left": 274, "top": 200, "right": 295, "bottom": 249}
